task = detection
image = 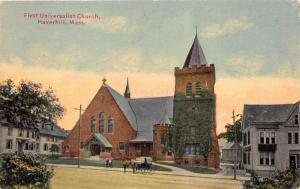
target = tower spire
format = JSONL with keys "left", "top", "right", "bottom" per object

{"left": 183, "top": 29, "right": 208, "bottom": 68}
{"left": 124, "top": 77, "right": 131, "bottom": 99}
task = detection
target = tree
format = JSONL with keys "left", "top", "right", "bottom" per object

{"left": 0, "top": 153, "right": 53, "bottom": 188}
{"left": 0, "top": 79, "right": 64, "bottom": 127}
{"left": 218, "top": 114, "right": 242, "bottom": 143}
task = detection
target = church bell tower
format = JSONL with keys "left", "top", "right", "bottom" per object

{"left": 173, "top": 30, "right": 219, "bottom": 168}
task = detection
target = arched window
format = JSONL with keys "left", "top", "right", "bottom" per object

{"left": 108, "top": 116, "right": 114, "bottom": 133}
{"left": 186, "top": 82, "right": 192, "bottom": 97}
{"left": 91, "top": 116, "right": 96, "bottom": 133}
{"left": 99, "top": 112, "right": 105, "bottom": 133}
{"left": 195, "top": 82, "right": 202, "bottom": 96}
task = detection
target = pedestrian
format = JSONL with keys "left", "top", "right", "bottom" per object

{"left": 108, "top": 158, "right": 112, "bottom": 168}
{"left": 106, "top": 158, "right": 109, "bottom": 168}
{"left": 132, "top": 161, "right": 136, "bottom": 174}
{"left": 122, "top": 158, "right": 127, "bottom": 173}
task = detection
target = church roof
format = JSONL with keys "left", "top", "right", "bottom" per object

{"left": 130, "top": 97, "right": 173, "bottom": 142}
{"left": 106, "top": 86, "right": 138, "bottom": 130}
{"left": 183, "top": 34, "right": 208, "bottom": 68}
{"left": 106, "top": 85, "right": 173, "bottom": 142}
{"left": 158, "top": 112, "right": 171, "bottom": 125}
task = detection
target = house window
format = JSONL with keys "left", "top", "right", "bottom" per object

{"left": 25, "top": 142, "right": 29, "bottom": 150}
{"left": 243, "top": 152, "right": 247, "bottom": 164}
{"left": 119, "top": 142, "right": 125, "bottom": 151}
{"left": 243, "top": 133, "right": 247, "bottom": 146}
{"left": 266, "top": 132, "right": 270, "bottom": 144}
{"left": 108, "top": 116, "right": 113, "bottom": 133}
{"left": 6, "top": 139, "right": 13, "bottom": 149}
{"left": 185, "top": 144, "right": 190, "bottom": 155}
{"left": 195, "top": 82, "right": 202, "bottom": 96}
{"left": 160, "top": 133, "right": 167, "bottom": 145}
{"left": 47, "top": 135, "right": 50, "bottom": 141}
{"left": 247, "top": 151, "right": 250, "bottom": 164}
{"left": 18, "top": 129, "right": 23, "bottom": 137}
{"left": 30, "top": 143, "right": 35, "bottom": 150}
{"left": 26, "top": 130, "right": 30, "bottom": 138}
{"left": 260, "top": 132, "right": 264, "bottom": 144}
{"left": 295, "top": 115, "right": 299, "bottom": 125}
{"left": 31, "top": 131, "right": 35, "bottom": 138}
{"left": 260, "top": 153, "right": 264, "bottom": 165}
{"left": 190, "top": 145, "right": 195, "bottom": 155}
{"left": 7, "top": 127, "right": 13, "bottom": 136}
{"left": 271, "top": 153, "right": 275, "bottom": 165}
{"left": 99, "top": 112, "right": 105, "bottom": 133}
{"left": 36, "top": 143, "right": 40, "bottom": 151}
{"left": 265, "top": 153, "right": 269, "bottom": 165}
{"left": 247, "top": 131, "right": 250, "bottom": 145}
{"left": 288, "top": 133, "right": 292, "bottom": 144}
{"left": 271, "top": 132, "right": 275, "bottom": 144}
{"left": 44, "top": 144, "right": 48, "bottom": 151}
{"left": 186, "top": 83, "right": 192, "bottom": 97}
{"left": 196, "top": 145, "right": 200, "bottom": 155}
{"left": 295, "top": 133, "right": 299, "bottom": 144}
{"left": 91, "top": 116, "right": 96, "bottom": 133}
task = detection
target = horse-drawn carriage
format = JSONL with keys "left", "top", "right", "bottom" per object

{"left": 132, "top": 157, "right": 152, "bottom": 173}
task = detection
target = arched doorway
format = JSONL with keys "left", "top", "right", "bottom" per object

{"left": 90, "top": 144, "right": 101, "bottom": 156}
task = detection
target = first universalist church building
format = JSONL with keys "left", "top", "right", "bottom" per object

{"left": 63, "top": 32, "right": 220, "bottom": 168}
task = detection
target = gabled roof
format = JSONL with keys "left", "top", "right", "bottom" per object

{"left": 106, "top": 85, "right": 173, "bottom": 142}
{"left": 243, "top": 102, "right": 297, "bottom": 128}
{"left": 38, "top": 123, "right": 68, "bottom": 138}
{"left": 183, "top": 34, "right": 208, "bottom": 68}
{"left": 129, "top": 96, "right": 173, "bottom": 142}
{"left": 84, "top": 133, "right": 112, "bottom": 148}
{"left": 0, "top": 119, "right": 67, "bottom": 138}
{"left": 222, "top": 142, "right": 242, "bottom": 150}
{"left": 106, "top": 85, "right": 138, "bottom": 130}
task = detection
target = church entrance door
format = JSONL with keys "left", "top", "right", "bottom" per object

{"left": 141, "top": 143, "right": 152, "bottom": 157}
{"left": 90, "top": 144, "right": 101, "bottom": 156}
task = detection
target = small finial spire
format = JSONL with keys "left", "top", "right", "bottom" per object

{"left": 102, "top": 77, "right": 107, "bottom": 85}
{"left": 196, "top": 24, "right": 198, "bottom": 37}
{"left": 124, "top": 77, "right": 131, "bottom": 98}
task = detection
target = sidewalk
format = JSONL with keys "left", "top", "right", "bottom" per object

{"left": 47, "top": 163, "right": 249, "bottom": 181}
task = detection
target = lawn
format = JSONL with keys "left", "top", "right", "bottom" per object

{"left": 50, "top": 167, "right": 242, "bottom": 189}
{"left": 46, "top": 158, "right": 172, "bottom": 172}
{"left": 158, "top": 162, "right": 219, "bottom": 174}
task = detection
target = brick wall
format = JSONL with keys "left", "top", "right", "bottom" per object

{"left": 153, "top": 124, "right": 174, "bottom": 161}
{"left": 62, "top": 84, "right": 137, "bottom": 159}
{"left": 174, "top": 65, "right": 215, "bottom": 95}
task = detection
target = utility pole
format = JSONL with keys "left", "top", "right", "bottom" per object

{"left": 232, "top": 109, "right": 237, "bottom": 180}
{"left": 75, "top": 105, "right": 83, "bottom": 168}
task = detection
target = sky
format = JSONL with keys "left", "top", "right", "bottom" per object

{"left": 0, "top": 0, "right": 299, "bottom": 134}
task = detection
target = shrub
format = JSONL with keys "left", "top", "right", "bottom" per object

{"left": 243, "top": 168, "right": 300, "bottom": 189}
{"left": 0, "top": 153, "right": 53, "bottom": 188}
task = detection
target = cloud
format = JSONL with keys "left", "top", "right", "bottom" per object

{"left": 226, "top": 54, "right": 264, "bottom": 76}
{"left": 95, "top": 49, "right": 143, "bottom": 73}
{"left": 200, "top": 17, "right": 253, "bottom": 39}
{"left": 82, "top": 15, "right": 140, "bottom": 32}
{"left": 6, "top": 44, "right": 90, "bottom": 70}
